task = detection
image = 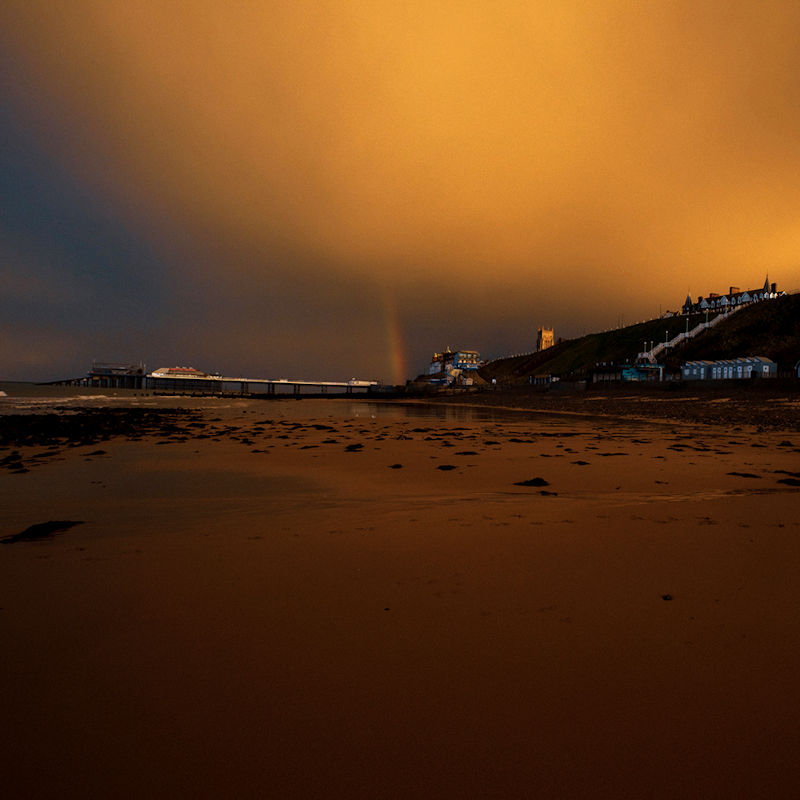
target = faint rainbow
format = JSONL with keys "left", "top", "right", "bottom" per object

{"left": 383, "top": 290, "right": 407, "bottom": 386}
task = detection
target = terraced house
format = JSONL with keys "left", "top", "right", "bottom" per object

{"left": 681, "top": 276, "right": 784, "bottom": 315}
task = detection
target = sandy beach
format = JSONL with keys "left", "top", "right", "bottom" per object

{"left": 2, "top": 396, "right": 799, "bottom": 798}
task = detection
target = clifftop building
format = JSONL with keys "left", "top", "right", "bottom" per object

{"left": 682, "top": 275, "right": 783, "bottom": 315}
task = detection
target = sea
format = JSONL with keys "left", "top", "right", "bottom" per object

{"left": 0, "top": 381, "right": 519, "bottom": 423}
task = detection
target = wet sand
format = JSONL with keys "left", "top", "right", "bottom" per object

{"left": 2, "top": 403, "right": 800, "bottom": 798}
{"left": 436, "top": 381, "right": 800, "bottom": 430}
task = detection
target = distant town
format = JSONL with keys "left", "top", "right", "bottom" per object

{"left": 414, "top": 274, "right": 798, "bottom": 388}
{"left": 47, "top": 274, "right": 798, "bottom": 395}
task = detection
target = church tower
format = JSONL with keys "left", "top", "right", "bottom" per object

{"left": 536, "top": 327, "right": 554, "bottom": 352}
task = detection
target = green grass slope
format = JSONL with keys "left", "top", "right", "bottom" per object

{"left": 480, "top": 294, "right": 800, "bottom": 383}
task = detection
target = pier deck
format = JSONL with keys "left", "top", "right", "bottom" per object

{"left": 44, "top": 374, "right": 379, "bottom": 395}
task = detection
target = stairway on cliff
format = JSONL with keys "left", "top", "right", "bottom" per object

{"left": 480, "top": 293, "right": 800, "bottom": 384}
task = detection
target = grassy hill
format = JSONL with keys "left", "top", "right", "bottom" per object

{"left": 661, "top": 293, "right": 800, "bottom": 372}
{"left": 480, "top": 293, "right": 800, "bottom": 383}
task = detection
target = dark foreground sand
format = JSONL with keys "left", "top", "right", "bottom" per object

{"left": 2, "top": 402, "right": 800, "bottom": 798}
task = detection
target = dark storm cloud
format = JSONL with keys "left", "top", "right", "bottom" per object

{"left": 0, "top": 99, "right": 175, "bottom": 377}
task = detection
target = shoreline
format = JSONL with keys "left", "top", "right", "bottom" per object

{"left": 4, "top": 377, "right": 799, "bottom": 430}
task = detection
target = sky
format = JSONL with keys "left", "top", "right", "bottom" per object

{"left": 2, "top": 1, "right": 799, "bottom": 383}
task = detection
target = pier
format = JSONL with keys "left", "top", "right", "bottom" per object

{"left": 45, "top": 368, "right": 380, "bottom": 396}
{"left": 146, "top": 375, "right": 378, "bottom": 396}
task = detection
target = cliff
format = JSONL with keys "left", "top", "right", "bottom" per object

{"left": 480, "top": 293, "right": 800, "bottom": 383}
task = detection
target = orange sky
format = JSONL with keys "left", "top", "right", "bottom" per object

{"left": 2, "top": 1, "right": 799, "bottom": 381}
